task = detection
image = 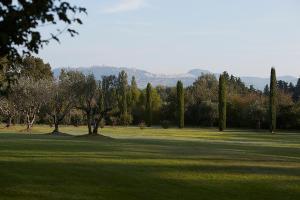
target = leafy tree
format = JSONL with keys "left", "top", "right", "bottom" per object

{"left": 196, "top": 101, "right": 218, "bottom": 127}
{"left": 269, "top": 68, "right": 277, "bottom": 133}
{"left": 248, "top": 94, "right": 267, "bottom": 129}
{"left": 117, "top": 71, "right": 132, "bottom": 125}
{"left": 46, "top": 70, "right": 84, "bottom": 134}
{"left": 187, "top": 74, "right": 218, "bottom": 103}
{"left": 293, "top": 78, "right": 300, "bottom": 102}
{"left": 77, "top": 74, "right": 103, "bottom": 135}
{"left": 185, "top": 74, "right": 218, "bottom": 126}
{"left": 102, "top": 75, "right": 119, "bottom": 125}
{"left": 129, "top": 76, "right": 141, "bottom": 124}
{"left": 20, "top": 56, "right": 53, "bottom": 80}
{"left": 277, "top": 80, "right": 289, "bottom": 93}
{"left": 11, "top": 77, "right": 52, "bottom": 131}
{"left": 145, "top": 83, "right": 152, "bottom": 127}
{"left": 129, "top": 76, "right": 140, "bottom": 107}
{"left": 0, "top": 0, "right": 86, "bottom": 60}
{"left": 218, "top": 74, "right": 227, "bottom": 131}
{"left": 0, "top": 56, "right": 52, "bottom": 96}
{"left": 0, "top": 96, "right": 17, "bottom": 127}
{"left": 264, "top": 84, "right": 270, "bottom": 95}
{"left": 0, "top": 57, "right": 19, "bottom": 96}
{"left": 158, "top": 86, "right": 177, "bottom": 124}
{"left": 177, "top": 81, "right": 184, "bottom": 128}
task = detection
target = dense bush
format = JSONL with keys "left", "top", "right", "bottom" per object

{"left": 161, "top": 120, "right": 171, "bottom": 129}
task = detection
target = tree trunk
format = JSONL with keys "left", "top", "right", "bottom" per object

{"left": 92, "top": 119, "right": 100, "bottom": 135}
{"left": 256, "top": 120, "right": 261, "bottom": 130}
{"left": 26, "top": 114, "right": 35, "bottom": 132}
{"left": 6, "top": 116, "right": 12, "bottom": 128}
{"left": 26, "top": 114, "right": 31, "bottom": 132}
{"left": 87, "top": 114, "right": 93, "bottom": 135}
{"left": 52, "top": 116, "right": 60, "bottom": 134}
{"left": 53, "top": 122, "right": 59, "bottom": 133}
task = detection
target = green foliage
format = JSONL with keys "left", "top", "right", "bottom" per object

{"left": 130, "top": 76, "right": 140, "bottom": 106}
{"left": 145, "top": 83, "right": 153, "bottom": 127}
{"left": 293, "top": 78, "right": 300, "bottom": 102}
{"left": 0, "top": 0, "right": 86, "bottom": 60}
{"left": 119, "top": 113, "right": 133, "bottom": 126}
{"left": 218, "top": 74, "right": 227, "bottom": 131}
{"left": 118, "top": 71, "right": 131, "bottom": 125}
{"left": 139, "top": 121, "right": 146, "bottom": 129}
{"left": 187, "top": 74, "right": 218, "bottom": 103}
{"left": 161, "top": 120, "right": 171, "bottom": 129}
{"left": 1, "top": 57, "right": 300, "bottom": 130}
{"left": 177, "top": 81, "right": 184, "bottom": 128}
{"left": 21, "top": 56, "right": 53, "bottom": 80}
{"left": 198, "top": 101, "right": 218, "bottom": 127}
{"left": 99, "top": 118, "right": 106, "bottom": 129}
{"left": 269, "top": 68, "right": 277, "bottom": 133}
{"left": 76, "top": 74, "right": 104, "bottom": 135}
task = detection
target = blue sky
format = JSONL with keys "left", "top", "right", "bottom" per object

{"left": 37, "top": 0, "right": 300, "bottom": 77}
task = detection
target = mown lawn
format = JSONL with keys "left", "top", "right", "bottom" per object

{"left": 0, "top": 125, "right": 299, "bottom": 200}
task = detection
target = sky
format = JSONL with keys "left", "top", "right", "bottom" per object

{"left": 37, "top": 0, "right": 300, "bottom": 77}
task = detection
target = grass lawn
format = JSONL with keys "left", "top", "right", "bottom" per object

{"left": 0, "top": 125, "right": 299, "bottom": 200}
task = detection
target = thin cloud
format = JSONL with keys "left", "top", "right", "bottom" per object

{"left": 103, "top": 0, "right": 146, "bottom": 14}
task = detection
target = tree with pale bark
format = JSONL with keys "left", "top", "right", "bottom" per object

{"left": 11, "top": 77, "right": 52, "bottom": 131}
{"left": 0, "top": 96, "right": 17, "bottom": 127}
{"left": 76, "top": 74, "right": 104, "bottom": 135}
{"left": 46, "top": 70, "right": 84, "bottom": 134}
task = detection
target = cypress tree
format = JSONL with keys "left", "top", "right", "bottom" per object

{"left": 130, "top": 76, "right": 140, "bottom": 105}
{"left": 269, "top": 67, "right": 277, "bottom": 133}
{"left": 118, "top": 71, "right": 130, "bottom": 125}
{"left": 118, "top": 71, "right": 128, "bottom": 114}
{"left": 218, "top": 74, "right": 227, "bottom": 131}
{"left": 145, "top": 83, "right": 152, "bottom": 127}
{"left": 293, "top": 78, "right": 300, "bottom": 102}
{"left": 177, "top": 81, "right": 184, "bottom": 128}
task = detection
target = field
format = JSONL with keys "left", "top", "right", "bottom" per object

{"left": 0, "top": 125, "right": 300, "bottom": 200}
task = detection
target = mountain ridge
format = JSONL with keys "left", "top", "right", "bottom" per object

{"left": 53, "top": 66, "right": 299, "bottom": 90}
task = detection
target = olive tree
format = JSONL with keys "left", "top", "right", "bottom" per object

{"left": 46, "top": 70, "right": 84, "bottom": 134}
{"left": 11, "top": 77, "right": 52, "bottom": 131}
{"left": 76, "top": 74, "right": 103, "bottom": 135}
{"left": 0, "top": 96, "right": 17, "bottom": 127}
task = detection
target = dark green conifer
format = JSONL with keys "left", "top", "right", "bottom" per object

{"left": 218, "top": 74, "right": 227, "bottom": 131}
{"left": 177, "top": 81, "right": 184, "bottom": 128}
{"left": 145, "top": 83, "right": 152, "bottom": 127}
{"left": 269, "top": 67, "right": 277, "bottom": 133}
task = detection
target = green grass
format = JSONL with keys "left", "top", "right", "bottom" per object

{"left": 0, "top": 125, "right": 300, "bottom": 200}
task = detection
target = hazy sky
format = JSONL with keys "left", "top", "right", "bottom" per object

{"left": 37, "top": 0, "right": 300, "bottom": 77}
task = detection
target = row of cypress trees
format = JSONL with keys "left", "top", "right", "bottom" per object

{"left": 145, "top": 68, "right": 277, "bottom": 133}
{"left": 218, "top": 68, "right": 277, "bottom": 133}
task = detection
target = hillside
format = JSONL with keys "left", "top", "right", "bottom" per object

{"left": 53, "top": 66, "right": 298, "bottom": 90}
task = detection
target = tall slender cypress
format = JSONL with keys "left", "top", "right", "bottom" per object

{"left": 218, "top": 74, "right": 227, "bottom": 131}
{"left": 177, "top": 81, "right": 184, "bottom": 128}
{"left": 145, "top": 83, "right": 152, "bottom": 127}
{"left": 269, "top": 67, "right": 277, "bottom": 133}
{"left": 119, "top": 71, "right": 128, "bottom": 115}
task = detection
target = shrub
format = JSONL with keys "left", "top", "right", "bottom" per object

{"left": 139, "top": 121, "right": 146, "bottom": 129}
{"left": 100, "top": 118, "right": 105, "bottom": 129}
{"left": 70, "top": 114, "right": 82, "bottom": 127}
{"left": 161, "top": 120, "right": 171, "bottom": 129}
{"left": 119, "top": 113, "right": 133, "bottom": 126}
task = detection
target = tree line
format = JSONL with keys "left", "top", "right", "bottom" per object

{"left": 1, "top": 56, "right": 300, "bottom": 135}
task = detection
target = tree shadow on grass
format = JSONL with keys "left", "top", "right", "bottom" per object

{"left": 45, "top": 131, "right": 73, "bottom": 137}
{"left": 0, "top": 160, "right": 299, "bottom": 200}
{"left": 76, "top": 134, "right": 115, "bottom": 141}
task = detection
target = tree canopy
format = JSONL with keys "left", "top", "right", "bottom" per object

{"left": 0, "top": 0, "right": 86, "bottom": 60}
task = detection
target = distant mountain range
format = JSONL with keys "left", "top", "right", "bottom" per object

{"left": 53, "top": 66, "right": 299, "bottom": 90}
